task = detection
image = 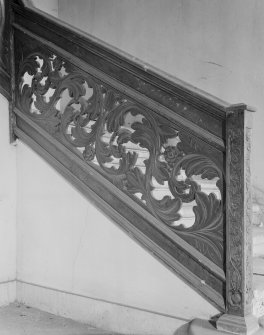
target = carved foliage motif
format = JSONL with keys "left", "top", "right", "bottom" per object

{"left": 245, "top": 126, "right": 253, "bottom": 310}
{"left": 226, "top": 112, "right": 253, "bottom": 314}
{"left": 227, "top": 116, "right": 243, "bottom": 311}
{"left": 17, "top": 51, "right": 225, "bottom": 268}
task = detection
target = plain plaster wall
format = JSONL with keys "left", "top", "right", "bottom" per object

{"left": 30, "top": 0, "right": 58, "bottom": 17}
{"left": 58, "top": 0, "right": 264, "bottom": 198}
{"left": 0, "top": 95, "right": 16, "bottom": 304}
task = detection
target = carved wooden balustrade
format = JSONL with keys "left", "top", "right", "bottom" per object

{"left": 0, "top": 1, "right": 259, "bottom": 334}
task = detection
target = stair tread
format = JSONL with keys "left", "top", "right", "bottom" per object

{"left": 0, "top": 303, "right": 118, "bottom": 335}
{"left": 253, "top": 226, "right": 264, "bottom": 237}
{"left": 259, "top": 315, "right": 264, "bottom": 328}
{"left": 254, "top": 257, "right": 264, "bottom": 275}
{"left": 254, "top": 274, "right": 264, "bottom": 290}
{"left": 253, "top": 275, "right": 264, "bottom": 319}
{"left": 253, "top": 226, "right": 264, "bottom": 258}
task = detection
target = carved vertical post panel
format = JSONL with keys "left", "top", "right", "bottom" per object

{"left": 217, "top": 105, "right": 258, "bottom": 334}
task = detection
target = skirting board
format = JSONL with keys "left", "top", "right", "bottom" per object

{"left": 0, "top": 280, "right": 16, "bottom": 306}
{"left": 16, "top": 280, "right": 189, "bottom": 335}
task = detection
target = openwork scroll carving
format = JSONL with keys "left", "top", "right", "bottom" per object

{"left": 17, "top": 51, "right": 225, "bottom": 267}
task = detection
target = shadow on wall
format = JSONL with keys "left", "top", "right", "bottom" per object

{"left": 174, "top": 322, "right": 190, "bottom": 335}
{"left": 175, "top": 317, "right": 227, "bottom": 335}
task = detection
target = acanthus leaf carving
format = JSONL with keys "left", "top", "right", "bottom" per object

{"left": 17, "top": 50, "right": 225, "bottom": 268}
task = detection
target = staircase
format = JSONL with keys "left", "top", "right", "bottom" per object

{"left": 0, "top": 1, "right": 263, "bottom": 334}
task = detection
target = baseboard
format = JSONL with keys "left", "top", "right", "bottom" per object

{"left": 0, "top": 280, "right": 16, "bottom": 306}
{"left": 16, "top": 280, "right": 189, "bottom": 335}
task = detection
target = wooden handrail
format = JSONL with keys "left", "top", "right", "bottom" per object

{"left": 0, "top": 1, "right": 259, "bottom": 333}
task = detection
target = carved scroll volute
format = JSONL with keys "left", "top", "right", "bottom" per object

{"left": 217, "top": 105, "right": 259, "bottom": 335}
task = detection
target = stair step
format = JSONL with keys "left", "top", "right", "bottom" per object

{"left": 254, "top": 257, "right": 264, "bottom": 276}
{"left": 259, "top": 315, "right": 264, "bottom": 328}
{"left": 253, "top": 226, "right": 264, "bottom": 257}
{"left": 253, "top": 274, "right": 264, "bottom": 318}
{"left": 0, "top": 303, "right": 117, "bottom": 335}
{"left": 253, "top": 203, "right": 263, "bottom": 227}
{"left": 253, "top": 203, "right": 264, "bottom": 323}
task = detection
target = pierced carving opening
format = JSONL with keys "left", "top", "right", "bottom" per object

{"left": 22, "top": 72, "right": 34, "bottom": 90}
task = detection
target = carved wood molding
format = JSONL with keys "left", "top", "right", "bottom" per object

{"left": 225, "top": 109, "right": 253, "bottom": 316}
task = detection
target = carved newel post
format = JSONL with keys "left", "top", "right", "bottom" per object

{"left": 217, "top": 104, "right": 259, "bottom": 334}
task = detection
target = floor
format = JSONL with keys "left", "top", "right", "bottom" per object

{"left": 0, "top": 303, "right": 117, "bottom": 335}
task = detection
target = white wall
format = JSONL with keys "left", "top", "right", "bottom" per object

{"left": 30, "top": 0, "right": 58, "bottom": 17}
{"left": 58, "top": 0, "right": 264, "bottom": 198}
{"left": 0, "top": 95, "right": 16, "bottom": 304}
